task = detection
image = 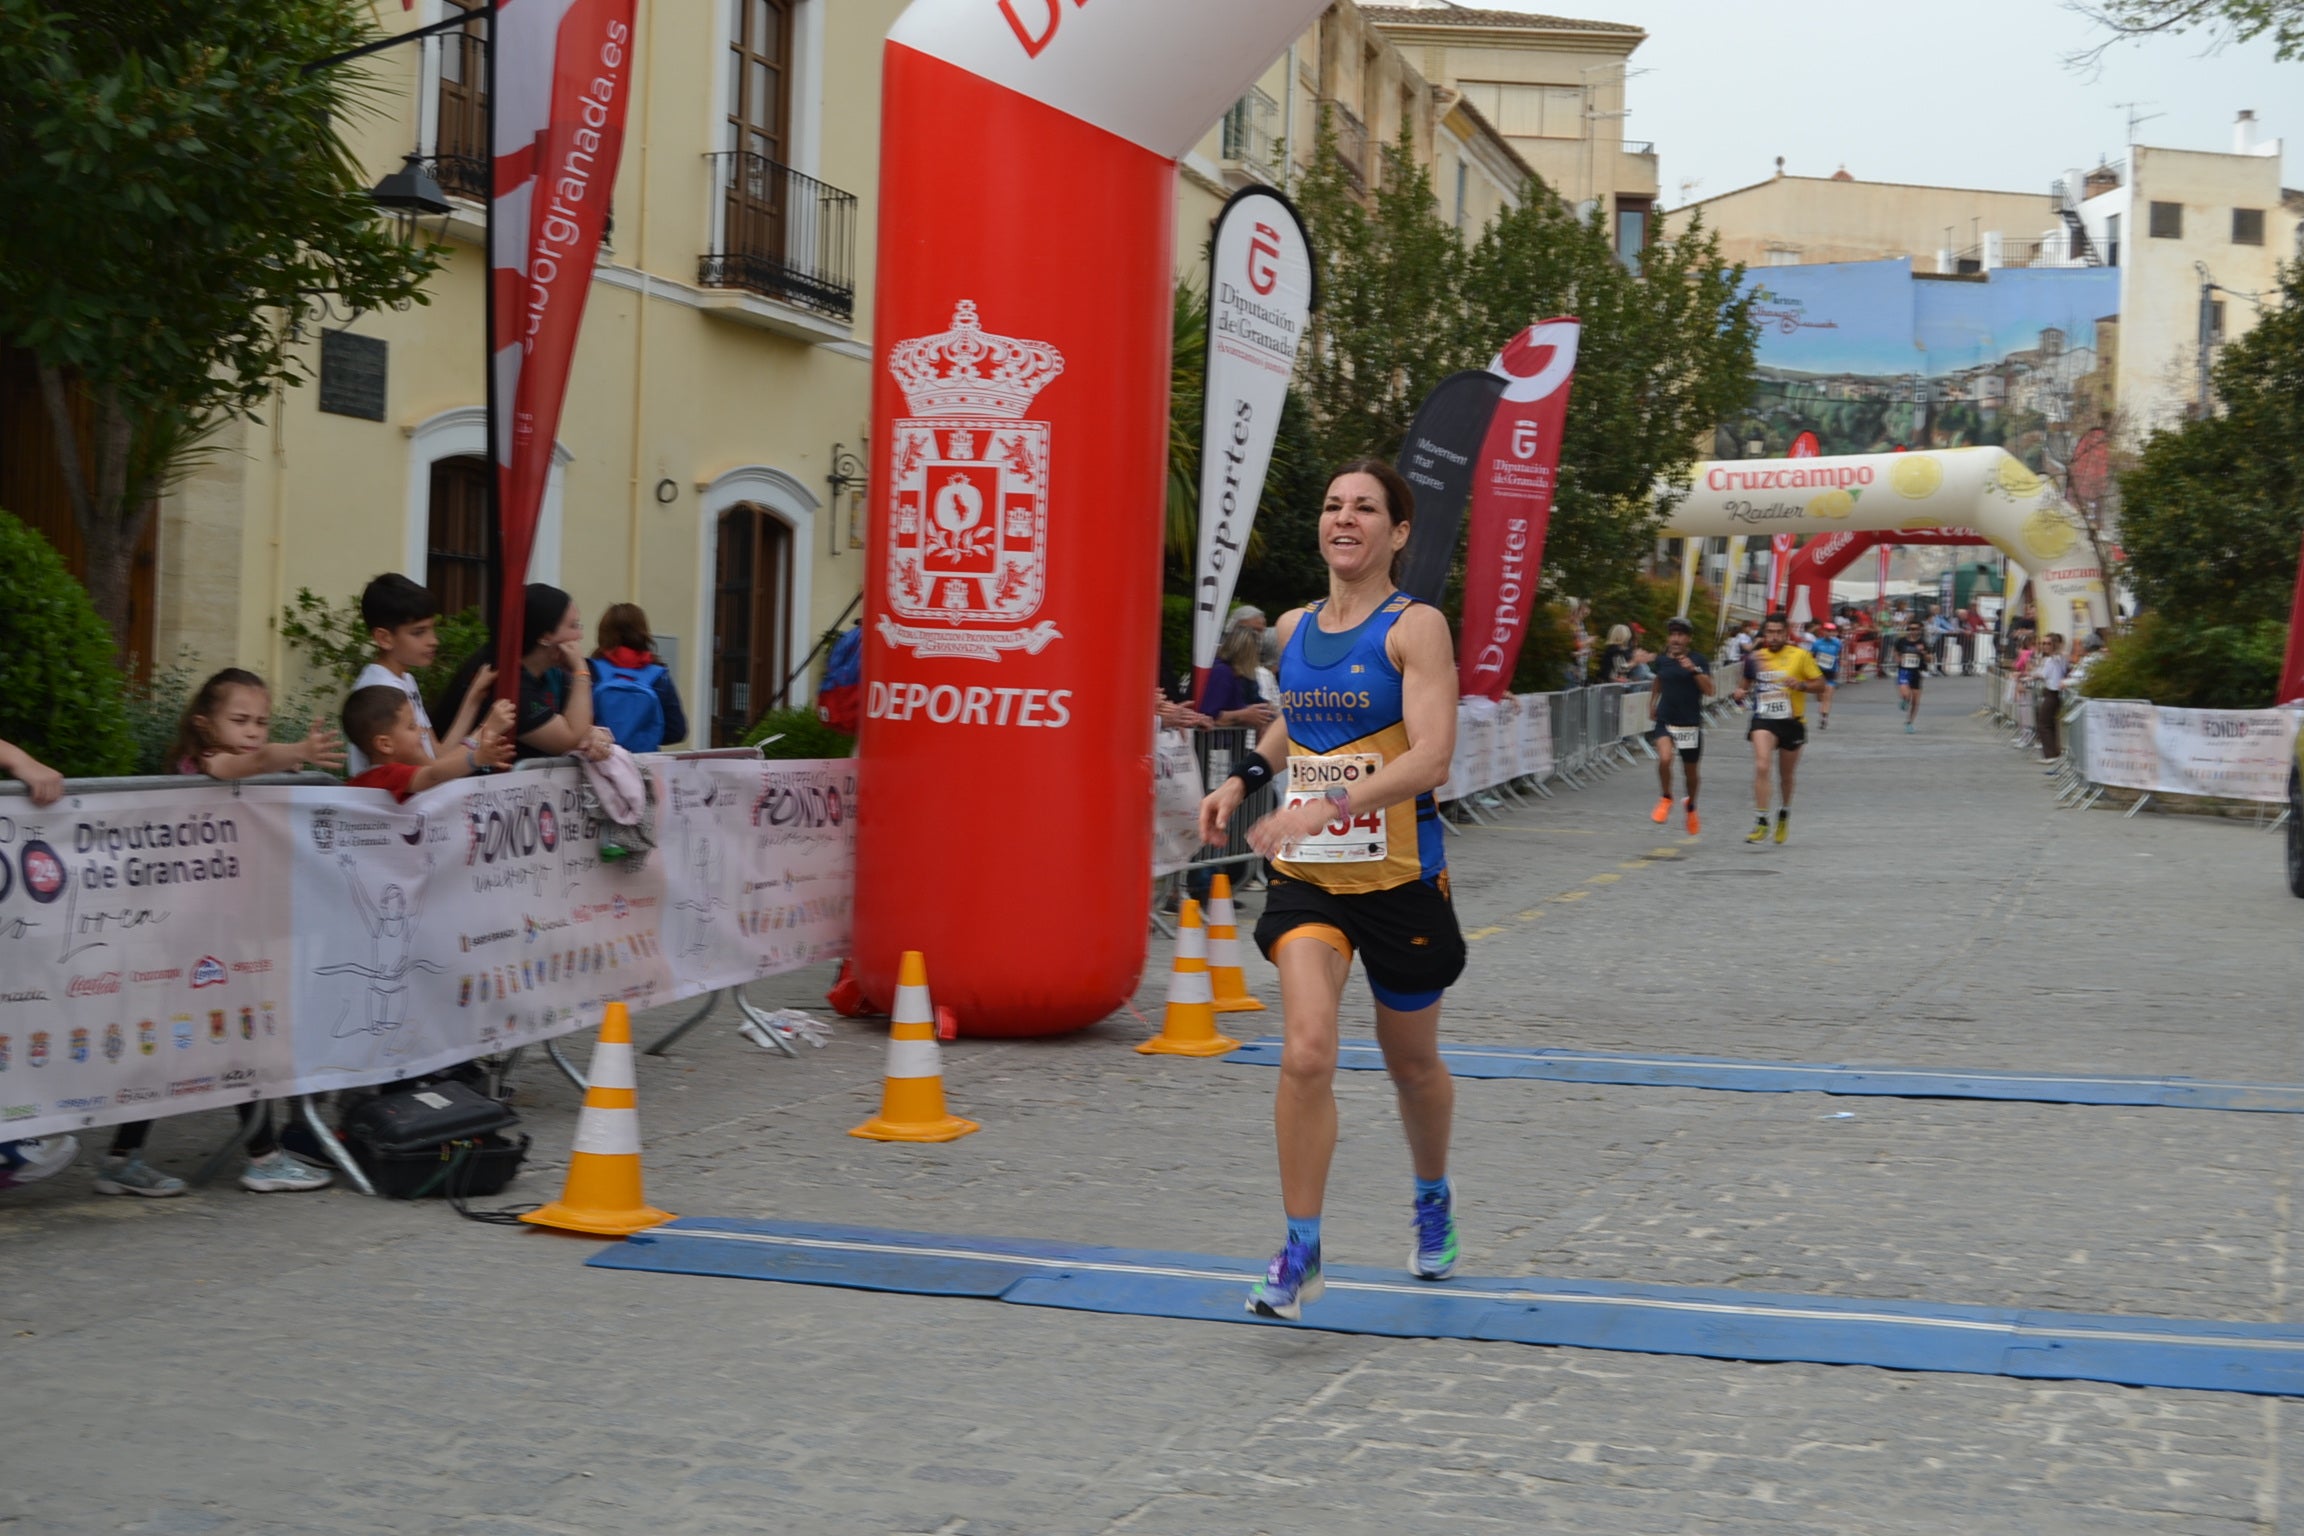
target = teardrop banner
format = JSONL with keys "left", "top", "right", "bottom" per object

{"left": 857, "top": 0, "right": 1331, "bottom": 1036}
{"left": 1394, "top": 370, "right": 1508, "bottom": 605}
{"left": 1192, "top": 187, "right": 1317, "bottom": 692}
{"left": 1458, "top": 319, "right": 1580, "bottom": 700}
{"left": 489, "top": 0, "right": 639, "bottom": 698}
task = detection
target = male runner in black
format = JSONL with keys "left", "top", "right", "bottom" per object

{"left": 1646, "top": 616, "right": 1712, "bottom": 834}
{"left": 1893, "top": 620, "right": 1930, "bottom": 734}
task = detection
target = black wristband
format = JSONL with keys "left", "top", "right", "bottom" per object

{"left": 1231, "top": 756, "right": 1274, "bottom": 793}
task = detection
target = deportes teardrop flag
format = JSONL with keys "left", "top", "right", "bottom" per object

{"left": 490, "top": 0, "right": 639, "bottom": 695}
{"left": 1193, "top": 187, "right": 1315, "bottom": 690}
{"left": 1459, "top": 319, "right": 1579, "bottom": 699}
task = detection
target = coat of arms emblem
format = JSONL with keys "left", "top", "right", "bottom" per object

{"left": 881, "top": 301, "right": 1065, "bottom": 662}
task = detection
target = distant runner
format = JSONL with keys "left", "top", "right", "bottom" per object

{"left": 1646, "top": 616, "right": 1712, "bottom": 835}
{"left": 1810, "top": 621, "right": 1843, "bottom": 731}
{"left": 1733, "top": 611, "right": 1826, "bottom": 845}
{"left": 1893, "top": 620, "right": 1931, "bottom": 734}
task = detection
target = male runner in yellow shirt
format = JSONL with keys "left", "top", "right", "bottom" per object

{"left": 1732, "top": 611, "right": 1826, "bottom": 844}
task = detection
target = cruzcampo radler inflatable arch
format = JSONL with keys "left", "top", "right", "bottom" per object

{"left": 854, "top": 0, "right": 1331, "bottom": 1036}
{"left": 1664, "top": 447, "right": 2109, "bottom": 635}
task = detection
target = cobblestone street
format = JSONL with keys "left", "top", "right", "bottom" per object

{"left": 7, "top": 674, "right": 2302, "bottom": 1535}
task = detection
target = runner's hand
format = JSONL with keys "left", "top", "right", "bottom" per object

{"left": 1197, "top": 778, "right": 1244, "bottom": 846}
{"left": 1247, "top": 798, "right": 1332, "bottom": 860}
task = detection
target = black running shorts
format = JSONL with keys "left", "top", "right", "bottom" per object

{"left": 1747, "top": 716, "right": 1808, "bottom": 752}
{"left": 1254, "top": 872, "right": 1468, "bottom": 1000}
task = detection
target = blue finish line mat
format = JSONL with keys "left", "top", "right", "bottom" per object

{"left": 1224, "top": 1038, "right": 2304, "bottom": 1113}
{"left": 590, "top": 1217, "right": 2304, "bottom": 1397}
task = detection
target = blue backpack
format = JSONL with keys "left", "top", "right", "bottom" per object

{"left": 592, "top": 660, "right": 668, "bottom": 752}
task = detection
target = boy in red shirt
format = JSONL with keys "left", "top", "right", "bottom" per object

{"left": 343, "top": 685, "right": 514, "bottom": 800}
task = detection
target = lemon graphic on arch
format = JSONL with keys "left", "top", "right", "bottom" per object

{"left": 2020, "top": 506, "right": 2079, "bottom": 561}
{"left": 1807, "top": 488, "right": 1855, "bottom": 519}
{"left": 1889, "top": 453, "right": 1943, "bottom": 500}
{"left": 1996, "top": 456, "right": 2046, "bottom": 497}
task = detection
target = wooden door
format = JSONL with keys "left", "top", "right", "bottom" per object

{"left": 426, "top": 454, "right": 496, "bottom": 627}
{"left": 711, "top": 504, "right": 794, "bottom": 745}
{"left": 724, "top": 0, "right": 795, "bottom": 263}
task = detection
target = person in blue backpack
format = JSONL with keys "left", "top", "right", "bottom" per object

{"left": 589, "top": 604, "right": 687, "bottom": 752}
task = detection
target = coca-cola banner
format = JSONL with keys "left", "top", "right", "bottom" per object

{"left": 1459, "top": 320, "right": 1580, "bottom": 699}
{"left": 0, "top": 759, "right": 856, "bottom": 1143}
{"left": 1193, "top": 188, "right": 1315, "bottom": 687}
{"left": 1394, "top": 370, "right": 1507, "bottom": 605}
{"left": 489, "top": 0, "right": 638, "bottom": 690}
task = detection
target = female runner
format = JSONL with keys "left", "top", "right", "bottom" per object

{"left": 1197, "top": 459, "right": 1467, "bottom": 1319}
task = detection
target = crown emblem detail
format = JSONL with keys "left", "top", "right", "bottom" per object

{"left": 888, "top": 301, "right": 1065, "bottom": 419}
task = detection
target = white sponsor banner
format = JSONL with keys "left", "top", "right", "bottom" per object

{"left": 1438, "top": 693, "right": 1564, "bottom": 801}
{"left": 1193, "top": 188, "right": 1314, "bottom": 682}
{"left": 2078, "top": 699, "right": 2158, "bottom": 793}
{"left": 1, "top": 760, "right": 856, "bottom": 1141}
{"left": 2151, "top": 706, "right": 2299, "bottom": 803}
{"left": 1152, "top": 729, "right": 1205, "bottom": 877}
{"left": 0, "top": 787, "right": 295, "bottom": 1141}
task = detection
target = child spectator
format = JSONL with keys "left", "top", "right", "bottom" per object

{"left": 171, "top": 668, "right": 343, "bottom": 780}
{"left": 345, "top": 574, "right": 497, "bottom": 777}
{"left": 589, "top": 603, "right": 687, "bottom": 753}
{"left": 432, "top": 583, "right": 613, "bottom": 763}
{"left": 0, "top": 738, "right": 79, "bottom": 1193}
{"left": 103, "top": 669, "right": 342, "bottom": 1196}
{"left": 344, "top": 687, "right": 514, "bottom": 801}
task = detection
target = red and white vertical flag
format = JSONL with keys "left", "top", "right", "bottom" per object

{"left": 1876, "top": 543, "right": 1891, "bottom": 606}
{"left": 1458, "top": 319, "right": 1579, "bottom": 699}
{"left": 491, "top": 0, "right": 638, "bottom": 689}
{"left": 1767, "top": 531, "right": 1797, "bottom": 611}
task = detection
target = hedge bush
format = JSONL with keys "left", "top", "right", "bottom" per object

{"left": 2078, "top": 612, "right": 2287, "bottom": 711}
{"left": 0, "top": 510, "right": 136, "bottom": 776}
{"left": 742, "top": 706, "right": 854, "bottom": 759}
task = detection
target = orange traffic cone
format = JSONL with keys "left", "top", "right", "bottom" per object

{"left": 522, "top": 1002, "right": 675, "bottom": 1237}
{"left": 1137, "top": 899, "right": 1241, "bottom": 1057}
{"left": 850, "top": 951, "right": 978, "bottom": 1143}
{"left": 1205, "top": 873, "right": 1267, "bottom": 1014}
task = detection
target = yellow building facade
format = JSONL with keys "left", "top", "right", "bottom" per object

{"left": 157, "top": 0, "right": 903, "bottom": 745}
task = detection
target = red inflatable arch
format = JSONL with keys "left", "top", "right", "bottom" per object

{"left": 852, "top": 1, "right": 1330, "bottom": 1035}
{"left": 1782, "top": 527, "right": 1989, "bottom": 622}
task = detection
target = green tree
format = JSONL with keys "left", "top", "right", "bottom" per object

{"left": 0, "top": 0, "right": 440, "bottom": 655}
{"left": 0, "top": 510, "right": 136, "bottom": 775}
{"left": 1291, "top": 119, "right": 1756, "bottom": 617}
{"left": 2117, "top": 259, "right": 2303, "bottom": 626}
{"left": 2076, "top": 0, "right": 2304, "bottom": 61}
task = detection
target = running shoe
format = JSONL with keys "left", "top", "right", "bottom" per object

{"left": 1684, "top": 801, "right": 1701, "bottom": 835}
{"left": 1410, "top": 1181, "right": 1460, "bottom": 1280}
{"left": 1246, "top": 1238, "right": 1324, "bottom": 1320}
{"left": 1819, "top": 715, "right": 1830, "bottom": 731}
{"left": 240, "top": 1150, "right": 333, "bottom": 1193}
{"left": 0, "top": 1135, "right": 79, "bottom": 1191}
{"left": 1746, "top": 819, "right": 1770, "bottom": 844}
{"left": 1905, "top": 722, "right": 1916, "bottom": 734}
{"left": 1650, "top": 796, "right": 1672, "bottom": 823}
{"left": 93, "top": 1156, "right": 186, "bottom": 1198}
{"left": 1774, "top": 811, "right": 1791, "bottom": 844}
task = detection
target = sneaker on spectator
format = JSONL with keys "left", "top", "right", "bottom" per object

{"left": 0, "top": 1135, "right": 80, "bottom": 1191}
{"left": 93, "top": 1155, "right": 187, "bottom": 1198}
{"left": 240, "top": 1150, "right": 333, "bottom": 1193}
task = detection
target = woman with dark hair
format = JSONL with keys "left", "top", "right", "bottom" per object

{"left": 590, "top": 602, "right": 688, "bottom": 752}
{"left": 1196, "top": 457, "right": 1466, "bottom": 1321}
{"left": 432, "top": 583, "right": 612, "bottom": 762}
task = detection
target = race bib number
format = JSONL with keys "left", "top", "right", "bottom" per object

{"left": 1668, "top": 725, "right": 1702, "bottom": 752}
{"left": 1283, "top": 753, "right": 1387, "bottom": 863}
{"left": 1757, "top": 693, "right": 1792, "bottom": 720}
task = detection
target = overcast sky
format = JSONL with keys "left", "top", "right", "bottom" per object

{"left": 1480, "top": 0, "right": 2298, "bottom": 206}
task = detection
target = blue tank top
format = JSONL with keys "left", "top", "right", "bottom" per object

{"left": 1272, "top": 591, "right": 1446, "bottom": 893}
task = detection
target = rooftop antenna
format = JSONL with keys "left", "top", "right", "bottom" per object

{"left": 2113, "top": 101, "right": 2163, "bottom": 144}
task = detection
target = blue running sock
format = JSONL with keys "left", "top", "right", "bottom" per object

{"left": 1285, "top": 1214, "right": 1322, "bottom": 1250}
{"left": 1414, "top": 1175, "right": 1449, "bottom": 1203}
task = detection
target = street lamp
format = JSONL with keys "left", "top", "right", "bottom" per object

{"left": 369, "top": 152, "right": 451, "bottom": 246}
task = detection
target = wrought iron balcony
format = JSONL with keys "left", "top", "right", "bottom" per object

{"left": 1318, "top": 99, "right": 1371, "bottom": 189}
{"left": 700, "top": 151, "right": 858, "bottom": 324}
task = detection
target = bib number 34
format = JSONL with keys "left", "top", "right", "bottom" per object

{"left": 1282, "top": 753, "right": 1387, "bottom": 863}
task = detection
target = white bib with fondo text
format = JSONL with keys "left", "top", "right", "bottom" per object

{"left": 1282, "top": 752, "right": 1388, "bottom": 863}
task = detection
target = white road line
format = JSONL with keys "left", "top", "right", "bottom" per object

{"left": 652, "top": 1226, "right": 2304, "bottom": 1356}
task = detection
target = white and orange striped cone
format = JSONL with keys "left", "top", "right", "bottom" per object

{"left": 1136, "top": 899, "right": 1241, "bottom": 1057}
{"left": 1205, "top": 873, "right": 1267, "bottom": 1014}
{"left": 850, "top": 951, "right": 979, "bottom": 1143}
{"left": 522, "top": 1002, "right": 675, "bottom": 1237}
